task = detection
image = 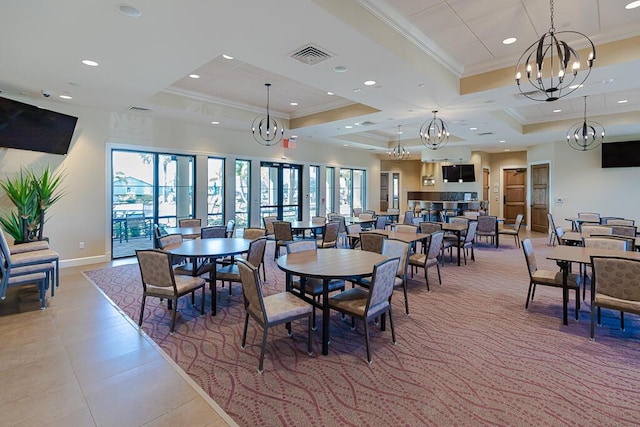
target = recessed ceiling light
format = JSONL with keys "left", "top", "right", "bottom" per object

{"left": 502, "top": 37, "right": 517, "bottom": 45}
{"left": 291, "top": 135, "right": 298, "bottom": 139}
{"left": 290, "top": 102, "right": 298, "bottom": 106}
{"left": 569, "top": 84, "right": 583, "bottom": 89}
{"left": 553, "top": 109, "right": 562, "bottom": 113}
{"left": 364, "top": 80, "right": 376, "bottom": 86}
{"left": 59, "top": 94, "right": 72, "bottom": 100}
{"left": 345, "top": 125, "right": 353, "bottom": 129}
{"left": 499, "top": 140, "right": 506, "bottom": 143}
{"left": 469, "top": 127, "right": 477, "bottom": 131}
{"left": 211, "top": 121, "right": 219, "bottom": 125}
{"left": 117, "top": 4, "right": 142, "bottom": 17}
{"left": 617, "top": 99, "right": 629, "bottom": 104}
{"left": 344, "top": 144, "right": 349, "bottom": 147}
{"left": 82, "top": 59, "right": 99, "bottom": 67}
{"left": 189, "top": 74, "right": 200, "bottom": 79}
{"left": 626, "top": 1, "right": 640, "bottom": 9}
{"left": 333, "top": 66, "right": 348, "bottom": 73}
{"left": 327, "top": 91, "right": 334, "bottom": 96}
{"left": 222, "top": 54, "right": 234, "bottom": 60}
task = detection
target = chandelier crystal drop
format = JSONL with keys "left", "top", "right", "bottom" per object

{"left": 388, "top": 125, "right": 410, "bottom": 161}
{"left": 515, "top": 0, "right": 595, "bottom": 102}
{"left": 566, "top": 96, "right": 604, "bottom": 151}
{"left": 419, "top": 110, "right": 449, "bottom": 150}
{"left": 251, "top": 83, "right": 285, "bottom": 146}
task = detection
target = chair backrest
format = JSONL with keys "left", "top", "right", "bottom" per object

{"left": 581, "top": 225, "right": 612, "bottom": 237}
{"left": 584, "top": 236, "right": 629, "bottom": 251}
{"left": 347, "top": 223, "right": 361, "bottom": 235}
{"left": 555, "top": 227, "right": 565, "bottom": 245}
{"left": 477, "top": 216, "right": 497, "bottom": 233}
{"left": 246, "top": 237, "right": 268, "bottom": 266}
{"left": 262, "top": 216, "right": 277, "bottom": 235}
{"left": 387, "top": 208, "right": 400, "bottom": 214}
{"left": 273, "top": 221, "right": 293, "bottom": 241}
{"left": 201, "top": 226, "right": 227, "bottom": 239}
{"left": 321, "top": 221, "right": 339, "bottom": 247}
{"left": 410, "top": 217, "right": 422, "bottom": 226}
{"left": 464, "top": 221, "right": 478, "bottom": 244}
{"left": 352, "top": 207, "right": 362, "bottom": 217}
{"left": 360, "top": 232, "right": 385, "bottom": 254}
{"left": 395, "top": 224, "right": 417, "bottom": 234}
{"left": 0, "top": 228, "right": 13, "bottom": 257}
{"left": 590, "top": 234, "right": 635, "bottom": 251}
{"left": 311, "top": 216, "right": 326, "bottom": 224}
{"left": 158, "top": 233, "right": 183, "bottom": 250}
{"left": 467, "top": 201, "right": 481, "bottom": 211}
{"left": 426, "top": 231, "right": 445, "bottom": 261}
{"left": 419, "top": 222, "right": 442, "bottom": 234}
{"left": 375, "top": 216, "right": 387, "bottom": 230}
{"left": 578, "top": 212, "right": 600, "bottom": 222}
{"left": 443, "top": 201, "right": 458, "bottom": 210}
{"left": 366, "top": 257, "right": 401, "bottom": 313}
{"left": 462, "top": 211, "right": 479, "bottom": 220}
{"left": 547, "top": 212, "right": 557, "bottom": 234}
{"left": 286, "top": 239, "right": 317, "bottom": 253}
{"left": 591, "top": 256, "right": 640, "bottom": 304}
{"left": 449, "top": 217, "right": 468, "bottom": 227}
{"left": 243, "top": 227, "right": 267, "bottom": 240}
{"left": 382, "top": 238, "right": 409, "bottom": 279}
{"left": 331, "top": 215, "right": 347, "bottom": 234}
{"left": 226, "top": 219, "right": 236, "bottom": 237}
{"left": 359, "top": 213, "right": 374, "bottom": 221}
{"left": 403, "top": 211, "right": 414, "bottom": 225}
{"left": 179, "top": 218, "right": 201, "bottom": 227}
{"left": 521, "top": 238, "right": 538, "bottom": 277}
{"left": 606, "top": 219, "right": 634, "bottom": 226}
{"left": 237, "top": 259, "right": 266, "bottom": 323}
{"left": 364, "top": 209, "right": 375, "bottom": 216}
{"left": 600, "top": 217, "right": 624, "bottom": 225}
{"left": 610, "top": 225, "right": 637, "bottom": 237}
{"left": 136, "top": 249, "right": 176, "bottom": 292}
{"left": 514, "top": 214, "right": 524, "bottom": 232}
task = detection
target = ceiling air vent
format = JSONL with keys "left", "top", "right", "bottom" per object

{"left": 355, "top": 121, "right": 376, "bottom": 127}
{"left": 477, "top": 132, "right": 494, "bottom": 136}
{"left": 514, "top": 89, "right": 544, "bottom": 100}
{"left": 290, "top": 44, "right": 333, "bottom": 65}
{"left": 129, "top": 106, "right": 152, "bottom": 112}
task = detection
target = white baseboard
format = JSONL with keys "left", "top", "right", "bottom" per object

{"left": 60, "top": 254, "right": 111, "bottom": 269}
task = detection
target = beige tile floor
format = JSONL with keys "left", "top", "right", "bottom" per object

{"left": 0, "top": 260, "right": 236, "bottom": 427}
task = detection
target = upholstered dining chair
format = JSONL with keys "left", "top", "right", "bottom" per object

{"left": 0, "top": 245, "right": 49, "bottom": 309}
{"left": 498, "top": 214, "right": 524, "bottom": 247}
{"left": 359, "top": 232, "right": 385, "bottom": 254}
{"left": 581, "top": 225, "right": 613, "bottom": 237}
{"left": 409, "top": 231, "right": 445, "bottom": 292}
{"left": 158, "top": 233, "right": 186, "bottom": 266}
{"left": 346, "top": 223, "right": 362, "bottom": 248}
{"left": 328, "top": 256, "right": 401, "bottom": 364}
{"left": 419, "top": 221, "right": 443, "bottom": 254}
{"left": 273, "top": 221, "right": 294, "bottom": 260}
{"left": 216, "top": 237, "right": 267, "bottom": 296}
{"left": 590, "top": 256, "right": 640, "bottom": 339}
{"left": 136, "top": 249, "right": 206, "bottom": 333}
{"left": 395, "top": 224, "right": 418, "bottom": 234}
{"left": 403, "top": 210, "right": 414, "bottom": 225}
{"left": 582, "top": 236, "right": 630, "bottom": 301}
{"left": 610, "top": 225, "right": 637, "bottom": 237}
{"left": 330, "top": 215, "right": 348, "bottom": 246}
{"left": 262, "top": 215, "right": 277, "bottom": 240}
{"left": 448, "top": 221, "right": 477, "bottom": 265}
{"left": 547, "top": 212, "right": 559, "bottom": 246}
{"left": 521, "top": 239, "right": 580, "bottom": 318}
{"left": 200, "top": 226, "right": 227, "bottom": 239}
{"left": 476, "top": 215, "right": 498, "bottom": 246}
{"left": 352, "top": 207, "right": 363, "bottom": 218}
{"left": 358, "top": 213, "right": 375, "bottom": 231}
{"left": 317, "top": 221, "right": 339, "bottom": 248}
{"left": 375, "top": 216, "right": 387, "bottom": 230}
{"left": 237, "top": 259, "right": 313, "bottom": 373}
{"left": 242, "top": 227, "right": 268, "bottom": 279}
{"left": 285, "top": 239, "right": 345, "bottom": 329}
{"left": 179, "top": 218, "right": 201, "bottom": 227}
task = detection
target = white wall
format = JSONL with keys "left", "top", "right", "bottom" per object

{"left": 0, "top": 99, "right": 379, "bottom": 266}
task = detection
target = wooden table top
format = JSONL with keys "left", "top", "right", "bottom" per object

{"left": 277, "top": 248, "right": 387, "bottom": 279}
{"left": 547, "top": 245, "right": 640, "bottom": 264}
{"left": 347, "top": 229, "right": 431, "bottom": 243}
{"left": 164, "top": 237, "right": 250, "bottom": 258}
{"left": 289, "top": 220, "right": 326, "bottom": 230}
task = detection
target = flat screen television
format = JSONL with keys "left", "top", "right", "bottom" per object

{"left": 0, "top": 96, "right": 78, "bottom": 155}
{"left": 601, "top": 141, "right": 640, "bottom": 168}
{"left": 442, "top": 164, "right": 475, "bottom": 182}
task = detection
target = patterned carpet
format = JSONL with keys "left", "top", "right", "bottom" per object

{"left": 84, "top": 237, "right": 640, "bottom": 426}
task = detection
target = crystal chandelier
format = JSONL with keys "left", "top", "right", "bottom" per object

{"left": 388, "top": 125, "right": 410, "bottom": 161}
{"left": 515, "top": 0, "right": 595, "bottom": 102}
{"left": 251, "top": 83, "right": 284, "bottom": 146}
{"left": 419, "top": 110, "right": 449, "bottom": 150}
{"left": 566, "top": 96, "right": 605, "bottom": 151}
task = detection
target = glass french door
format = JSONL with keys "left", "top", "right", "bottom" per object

{"left": 260, "top": 161, "right": 302, "bottom": 221}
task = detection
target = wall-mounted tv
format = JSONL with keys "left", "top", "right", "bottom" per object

{"left": 0, "top": 96, "right": 78, "bottom": 155}
{"left": 442, "top": 164, "right": 475, "bottom": 182}
{"left": 601, "top": 141, "right": 640, "bottom": 168}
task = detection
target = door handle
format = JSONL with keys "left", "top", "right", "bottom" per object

{"left": 503, "top": 195, "right": 506, "bottom": 204}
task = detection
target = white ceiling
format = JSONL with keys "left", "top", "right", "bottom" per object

{"left": 1, "top": 0, "right": 639, "bottom": 156}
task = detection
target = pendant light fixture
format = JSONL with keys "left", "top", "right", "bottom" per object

{"left": 566, "top": 96, "right": 605, "bottom": 151}
{"left": 251, "top": 83, "right": 285, "bottom": 146}
{"left": 388, "top": 125, "right": 410, "bottom": 161}
{"left": 515, "top": 0, "right": 595, "bottom": 102}
{"left": 419, "top": 110, "right": 449, "bottom": 150}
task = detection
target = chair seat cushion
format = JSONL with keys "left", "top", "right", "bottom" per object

{"left": 317, "top": 239, "right": 337, "bottom": 248}
{"left": 9, "top": 240, "right": 50, "bottom": 254}
{"left": 147, "top": 274, "right": 205, "bottom": 296}
{"left": 10, "top": 261, "right": 55, "bottom": 276}
{"left": 260, "top": 292, "right": 313, "bottom": 323}
{"left": 10, "top": 249, "right": 59, "bottom": 265}
{"left": 7, "top": 271, "right": 47, "bottom": 285}
{"left": 595, "top": 294, "right": 640, "bottom": 315}
{"left": 328, "top": 287, "right": 369, "bottom": 316}
{"left": 499, "top": 229, "right": 517, "bottom": 235}
{"left": 532, "top": 270, "right": 580, "bottom": 288}
{"left": 215, "top": 264, "right": 240, "bottom": 281}
{"left": 292, "top": 278, "right": 345, "bottom": 295}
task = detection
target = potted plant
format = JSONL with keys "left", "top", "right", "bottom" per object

{"left": 0, "top": 165, "right": 65, "bottom": 243}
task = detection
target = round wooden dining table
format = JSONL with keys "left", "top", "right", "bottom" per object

{"left": 277, "top": 248, "right": 387, "bottom": 355}
{"left": 165, "top": 237, "right": 250, "bottom": 315}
